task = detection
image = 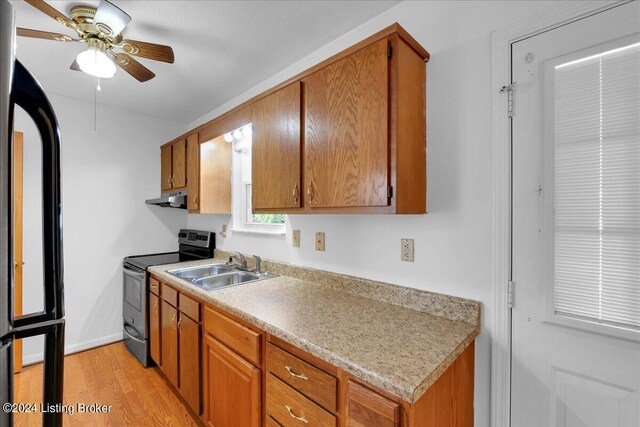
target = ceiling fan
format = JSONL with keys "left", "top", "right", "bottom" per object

{"left": 16, "top": 0, "right": 175, "bottom": 82}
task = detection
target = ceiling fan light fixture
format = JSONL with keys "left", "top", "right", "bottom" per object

{"left": 76, "top": 39, "right": 116, "bottom": 78}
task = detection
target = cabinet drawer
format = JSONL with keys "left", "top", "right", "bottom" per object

{"left": 149, "top": 277, "right": 160, "bottom": 296}
{"left": 179, "top": 293, "right": 200, "bottom": 321}
{"left": 162, "top": 284, "right": 178, "bottom": 307}
{"left": 267, "top": 373, "right": 336, "bottom": 427}
{"left": 267, "top": 343, "right": 337, "bottom": 412}
{"left": 345, "top": 380, "right": 401, "bottom": 427}
{"left": 203, "top": 306, "right": 260, "bottom": 365}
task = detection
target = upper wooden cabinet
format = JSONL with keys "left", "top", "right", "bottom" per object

{"left": 186, "top": 133, "right": 200, "bottom": 212}
{"left": 250, "top": 26, "right": 428, "bottom": 214}
{"left": 161, "top": 145, "right": 173, "bottom": 191}
{"left": 252, "top": 82, "right": 302, "bottom": 210}
{"left": 160, "top": 138, "right": 188, "bottom": 192}
{"left": 162, "top": 23, "right": 428, "bottom": 214}
{"left": 305, "top": 39, "right": 389, "bottom": 209}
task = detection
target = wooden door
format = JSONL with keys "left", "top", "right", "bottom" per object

{"left": 252, "top": 82, "right": 301, "bottom": 209}
{"left": 179, "top": 313, "right": 200, "bottom": 414}
{"left": 345, "top": 380, "right": 400, "bottom": 427}
{"left": 203, "top": 334, "right": 260, "bottom": 427}
{"left": 304, "top": 38, "right": 389, "bottom": 208}
{"left": 149, "top": 292, "right": 161, "bottom": 365}
{"left": 13, "top": 132, "right": 23, "bottom": 373}
{"left": 172, "top": 139, "right": 187, "bottom": 189}
{"left": 186, "top": 133, "right": 200, "bottom": 212}
{"left": 161, "top": 145, "right": 173, "bottom": 191}
{"left": 161, "top": 301, "right": 178, "bottom": 387}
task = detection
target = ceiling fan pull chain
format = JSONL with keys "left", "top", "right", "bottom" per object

{"left": 94, "top": 77, "right": 99, "bottom": 132}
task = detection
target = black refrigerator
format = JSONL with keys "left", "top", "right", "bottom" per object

{"left": 0, "top": 0, "right": 65, "bottom": 426}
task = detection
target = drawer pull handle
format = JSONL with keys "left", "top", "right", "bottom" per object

{"left": 285, "top": 405, "right": 308, "bottom": 424}
{"left": 285, "top": 365, "right": 308, "bottom": 380}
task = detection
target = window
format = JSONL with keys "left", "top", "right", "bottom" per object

{"left": 230, "top": 124, "right": 285, "bottom": 234}
{"left": 552, "top": 42, "right": 640, "bottom": 332}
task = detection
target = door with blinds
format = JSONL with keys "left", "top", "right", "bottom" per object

{"left": 511, "top": 3, "right": 640, "bottom": 426}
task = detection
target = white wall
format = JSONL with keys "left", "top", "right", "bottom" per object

{"left": 183, "top": 2, "right": 570, "bottom": 425}
{"left": 16, "top": 93, "right": 186, "bottom": 364}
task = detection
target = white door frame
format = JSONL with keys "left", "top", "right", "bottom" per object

{"left": 490, "top": 2, "right": 632, "bottom": 425}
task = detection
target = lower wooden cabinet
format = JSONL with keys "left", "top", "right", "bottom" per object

{"left": 203, "top": 334, "right": 261, "bottom": 427}
{"left": 149, "top": 292, "right": 161, "bottom": 365}
{"left": 149, "top": 275, "right": 475, "bottom": 427}
{"left": 178, "top": 313, "right": 201, "bottom": 414}
{"left": 161, "top": 300, "right": 179, "bottom": 387}
{"left": 345, "top": 380, "right": 400, "bottom": 427}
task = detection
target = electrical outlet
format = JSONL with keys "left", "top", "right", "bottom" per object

{"left": 315, "top": 232, "right": 325, "bottom": 251}
{"left": 401, "top": 238, "right": 414, "bottom": 262}
{"left": 292, "top": 229, "right": 301, "bottom": 248}
{"left": 221, "top": 224, "right": 227, "bottom": 238}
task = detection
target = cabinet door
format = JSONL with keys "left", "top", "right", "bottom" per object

{"left": 252, "top": 82, "right": 301, "bottom": 209}
{"left": 149, "top": 292, "right": 161, "bottom": 365}
{"left": 304, "top": 39, "right": 389, "bottom": 208}
{"left": 172, "top": 138, "right": 187, "bottom": 189}
{"left": 186, "top": 133, "right": 200, "bottom": 211}
{"left": 161, "top": 145, "right": 173, "bottom": 191}
{"left": 203, "top": 334, "right": 260, "bottom": 427}
{"left": 161, "top": 301, "right": 179, "bottom": 387}
{"left": 199, "top": 137, "right": 232, "bottom": 214}
{"left": 179, "top": 313, "right": 200, "bottom": 415}
{"left": 345, "top": 380, "right": 400, "bottom": 427}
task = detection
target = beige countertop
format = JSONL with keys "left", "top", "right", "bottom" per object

{"left": 148, "top": 257, "right": 480, "bottom": 403}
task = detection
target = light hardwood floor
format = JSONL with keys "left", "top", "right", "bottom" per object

{"left": 13, "top": 342, "right": 198, "bottom": 427}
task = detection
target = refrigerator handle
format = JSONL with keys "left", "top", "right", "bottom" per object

{"left": 9, "top": 60, "right": 64, "bottom": 326}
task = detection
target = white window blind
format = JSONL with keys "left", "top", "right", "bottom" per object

{"left": 553, "top": 42, "right": 640, "bottom": 331}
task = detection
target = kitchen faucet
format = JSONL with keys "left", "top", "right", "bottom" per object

{"left": 229, "top": 252, "right": 247, "bottom": 269}
{"left": 229, "top": 252, "right": 262, "bottom": 274}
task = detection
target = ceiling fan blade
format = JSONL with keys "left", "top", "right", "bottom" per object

{"left": 110, "top": 52, "right": 155, "bottom": 82}
{"left": 16, "top": 27, "right": 77, "bottom": 42}
{"left": 23, "top": 0, "right": 76, "bottom": 29}
{"left": 94, "top": 0, "right": 131, "bottom": 37}
{"left": 117, "top": 39, "right": 174, "bottom": 63}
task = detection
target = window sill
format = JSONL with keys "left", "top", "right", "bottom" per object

{"left": 230, "top": 228, "right": 286, "bottom": 237}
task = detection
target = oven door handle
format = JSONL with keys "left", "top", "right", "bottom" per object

{"left": 123, "top": 323, "right": 145, "bottom": 343}
{"left": 123, "top": 266, "right": 146, "bottom": 279}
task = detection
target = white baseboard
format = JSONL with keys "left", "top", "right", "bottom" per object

{"left": 22, "top": 332, "right": 124, "bottom": 366}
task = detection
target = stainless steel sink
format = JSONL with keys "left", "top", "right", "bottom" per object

{"left": 193, "top": 271, "right": 261, "bottom": 291}
{"left": 167, "top": 263, "right": 276, "bottom": 291}
{"left": 169, "top": 264, "right": 234, "bottom": 280}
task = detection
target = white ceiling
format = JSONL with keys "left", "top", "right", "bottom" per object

{"left": 10, "top": 1, "right": 399, "bottom": 123}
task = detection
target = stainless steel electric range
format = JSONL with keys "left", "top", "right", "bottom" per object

{"left": 122, "top": 229, "right": 214, "bottom": 366}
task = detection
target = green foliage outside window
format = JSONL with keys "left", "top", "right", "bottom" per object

{"left": 252, "top": 214, "right": 285, "bottom": 224}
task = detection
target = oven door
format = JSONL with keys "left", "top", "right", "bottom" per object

{"left": 123, "top": 264, "right": 147, "bottom": 338}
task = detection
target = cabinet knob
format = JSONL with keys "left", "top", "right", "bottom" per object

{"left": 285, "top": 405, "right": 308, "bottom": 424}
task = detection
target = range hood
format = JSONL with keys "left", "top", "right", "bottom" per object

{"left": 145, "top": 190, "right": 187, "bottom": 209}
